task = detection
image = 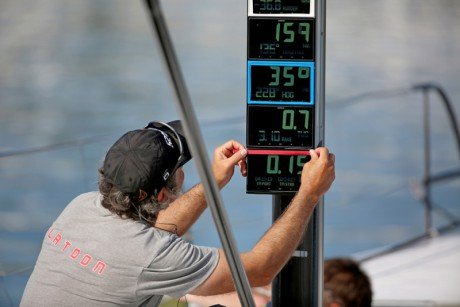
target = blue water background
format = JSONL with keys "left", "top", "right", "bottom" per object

{"left": 1, "top": 0, "right": 460, "bottom": 305}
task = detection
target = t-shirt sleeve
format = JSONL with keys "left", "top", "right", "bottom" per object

{"left": 136, "top": 234, "right": 219, "bottom": 298}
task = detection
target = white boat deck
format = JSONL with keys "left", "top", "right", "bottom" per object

{"left": 359, "top": 226, "right": 460, "bottom": 307}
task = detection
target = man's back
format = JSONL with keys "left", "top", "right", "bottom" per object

{"left": 21, "top": 192, "right": 218, "bottom": 306}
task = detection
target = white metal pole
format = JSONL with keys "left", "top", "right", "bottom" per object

{"left": 143, "top": 1, "right": 256, "bottom": 306}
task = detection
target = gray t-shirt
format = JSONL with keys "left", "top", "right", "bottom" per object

{"left": 21, "top": 192, "right": 219, "bottom": 306}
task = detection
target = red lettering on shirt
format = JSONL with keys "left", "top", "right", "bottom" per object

{"left": 47, "top": 227, "right": 54, "bottom": 238}
{"left": 62, "top": 241, "right": 71, "bottom": 252}
{"left": 45, "top": 226, "right": 107, "bottom": 275}
{"left": 93, "top": 261, "right": 107, "bottom": 275}
{"left": 70, "top": 248, "right": 81, "bottom": 259}
{"left": 52, "top": 233, "right": 62, "bottom": 246}
{"left": 80, "top": 254, "right": 92, "bottom": 267}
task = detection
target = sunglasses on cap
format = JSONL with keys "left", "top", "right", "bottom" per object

{"left": 144, "top": 121, "right": 186, "bottom": 182}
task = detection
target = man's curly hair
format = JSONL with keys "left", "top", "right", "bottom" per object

{"left": 324, "top": 258, "right": 372, "bottom": 307}
{"left": 98, "top": 168, "right": 180, "bottom": 223}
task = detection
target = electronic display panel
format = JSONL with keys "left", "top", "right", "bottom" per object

{"left": 248, "top": 0, "right": 314, "bottom": 17}
{"left": 246, "top": 150, "right": 311, "bottom": 193}
{"left": 247, "top": 105, "right": 314, "bottom": 148}
{"left": 248, "top": 61, "right": 314, "bottom": 105}
{"left": 248, "top": 18, "right": 314, "bottom": 60}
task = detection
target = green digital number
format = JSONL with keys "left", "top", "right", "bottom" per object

{"left": 269, "top": 66, "right": 280, "bottom": 86}
{"left": 282, "top": 109, "right": 295, "bottom": 130}
{"left": 267, "top": 155, "right": 279, "bottom": 174}
{"left": 299, "top": 22, "right": 310, "bottom": 43}
{"left": 299, "top": 109, "right": 309, "bottom": 129}
{"left": 275, "top": 22, "right": 294, "bottom": 43}
{"left": 289, "top": 155, "right": 307, "bottom": 174}
{"left": 281, "top": 109, "right": 310, "bottom": 130}
{"left": 276, "top": 22, "right": 310, "bottom": 43}
{"left": 298, "top": 67, "right": 310, "bottom": 79}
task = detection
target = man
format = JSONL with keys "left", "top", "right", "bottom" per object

{"left": 21, "top": 120, "right": 335, "bottom": 306}
{"left": 324, "top": 258, "right": 372, "bottom": 307}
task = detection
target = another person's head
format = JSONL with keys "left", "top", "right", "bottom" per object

{"left": 98, "top": 120, "right": 192, "bottom": 222}
{"left": 324, "top": 258, "right": 372, "bottom": 307}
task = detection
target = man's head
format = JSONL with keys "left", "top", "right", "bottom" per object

{"left": 324, "top": 258, "right": 372, "bottom": 307}
{"left": 98, "top": 120, "right": 192, "bottom": 222}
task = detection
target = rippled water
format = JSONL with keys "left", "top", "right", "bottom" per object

{"left": 1, "top": 0, "right": 460, "bottom": 305}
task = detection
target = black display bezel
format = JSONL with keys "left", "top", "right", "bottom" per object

{"left": 248, "top": 17, "right": 315, "bottom": 60}
{"left": 246, "top": 153, "right": 311, "bottom": 193}
{"left": 247, "top": 105, "right": 314, "bottom": 148}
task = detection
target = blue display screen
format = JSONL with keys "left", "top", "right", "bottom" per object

{"left": 248, "top": 61, "right": 314, "bottom": 105}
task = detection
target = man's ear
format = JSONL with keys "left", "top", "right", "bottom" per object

{"left": 156, "top": 187, "right": 168, "bottom": 203}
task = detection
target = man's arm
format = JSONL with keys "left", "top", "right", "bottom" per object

{"left": 184, "top": 286, "right": 271, "bottom": 307}
{"left": 154, "top": 183, "right": 206, "bottom": 236}
{"left": 190, "top": 147, "right": 335, "bottom": 296}
{"left": 154, "top": 140, "right": 247, "bottom": 236}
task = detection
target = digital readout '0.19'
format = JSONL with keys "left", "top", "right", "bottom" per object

{"left": 265, "top": 154, "right": 308, "bottom": 175}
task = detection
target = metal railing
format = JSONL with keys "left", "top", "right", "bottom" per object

{"left": 414, "top": 83, "right": 460, "bottom": 236}
{"left": 357, "top": 83, "right": 460, "bottom": 262}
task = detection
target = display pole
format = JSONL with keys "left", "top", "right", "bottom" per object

{"left": 271, "top": 1, "right": 326, "bottom": 306}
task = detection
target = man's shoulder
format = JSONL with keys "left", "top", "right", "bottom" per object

{"left": 53, "top": 191, "right": 104, "bottom": 226}
{"left": 63, "top": 191, "right": 102, "bottom": 212}
{"left": 70, "top": 191, "right": 100, "bottom": 204}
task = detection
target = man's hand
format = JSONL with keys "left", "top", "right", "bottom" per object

{"left": 213, "top": 140, "right": 247, "bottom": 189}
{"left": 192, "top": 147, "right": 335, "bottom": 296}
{"left": 299, "top": 147, "right": 335, "bottom": 203}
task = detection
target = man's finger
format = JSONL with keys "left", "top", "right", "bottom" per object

{"left": 315, "top": 147, "right": 330, "bottom": 160}
{"left": 227, "top": 148, "right": 247, "bottom": 166}
{"left": 309, "top": 149, "right": 319, "bottom": 161}
{"left": 239, "top": 159, "right": 248, "bottom": 177}
{"left": 329, "top": 153, "right": 335, "bottom": 164}
{"left": 220, "top": 140, "right": 245, "bottom": 158}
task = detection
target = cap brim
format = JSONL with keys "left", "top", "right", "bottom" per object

{"left": 167, "top": 120, "right": 192, "bottom": 166}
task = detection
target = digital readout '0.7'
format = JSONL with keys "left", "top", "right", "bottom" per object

{"left": 258, "top": 108, "right": 310, "bottom": 143}
{"left": 257, "top": 109, "right": 310, "bottom": 143}
{"left": 247, "top": 105, "right": 314, "bottom": 148}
